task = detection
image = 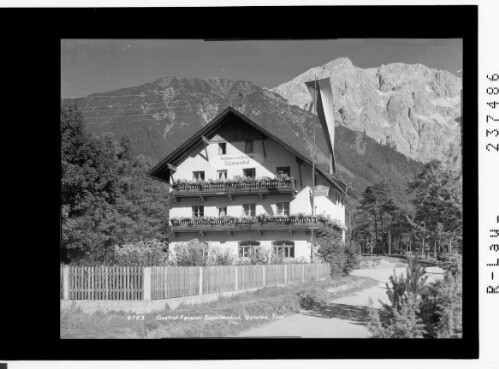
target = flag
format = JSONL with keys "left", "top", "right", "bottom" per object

{"left": 305, "top": 77, "right": 336, "bottom": 174}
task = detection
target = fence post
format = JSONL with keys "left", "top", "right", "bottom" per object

{"left": 315, "top": 263, "right": 319, "bottom": 281}
{"left": 262, "top": 265, "right": 266, "bottom": 287}
{"left": 63, "top": 265, "right": 69, "bottom": 300}
{"left": 302, "top": 263, "right": 305, "bottom": 282}
{"left": 235, "top": 266, "right": 238, "bottom": 291}
{"left": 284, "top": 264, "right": 287, "bottom": 284}
{"left": 199, "top": 267, "right": 203, "bottom": 296}
{"left": 163, "top": 267, "right": 168, "bottom": 299}
{"left": 143, "top": 267, "right": 151, "bottom": 301}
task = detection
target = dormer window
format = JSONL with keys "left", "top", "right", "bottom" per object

{"left": 218, "top": 142, "right": 226, "bottom": 155}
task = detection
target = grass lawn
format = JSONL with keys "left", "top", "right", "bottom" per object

{"left": 61, "top": 275, "right": 378, "bottom": 339}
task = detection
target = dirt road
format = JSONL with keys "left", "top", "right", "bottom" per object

{"left": 237, "top": 265, "right": 444, "bottom": 338}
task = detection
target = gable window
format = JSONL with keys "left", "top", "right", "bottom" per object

{"left": 217, "top": 170, "right": 228, "bottom": 180}
{"left": 243, "top": 203, "right": 256, "bottom": 217}
{"left": 218, "top": 143, "right": 227, "bottom": 155}
{"left": 192, "top": 205, "right": 204, "bottom": 218}
{"left": 272, "top": 241, "right": 295, "bottom": 258}
{"left": 193, "top": 171, "right": 205, "bottom": 181}
{"left": 243, "top": 168, "right": 255, "bottom": 178}
{"left": 276, "top": 166, "right": 291, "bottom": 177}
{"left": 245, "top": 140, "right": 254, "bottom": 154}
{"left": 218, "top": 206, "right": 227, "bottom": 216}
{"left": 276, "top": 202, "right": 290, "bottom": 216}
{"left": 239, "top": 241, "right": 260, "bottom": 257}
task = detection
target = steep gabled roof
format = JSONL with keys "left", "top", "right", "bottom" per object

{"left": 148, "top": 106, "right": 348, "bottom": 195}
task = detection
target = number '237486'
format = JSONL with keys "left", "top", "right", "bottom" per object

{"left": 486, "top": 74, "right": 499, "bottom": 152}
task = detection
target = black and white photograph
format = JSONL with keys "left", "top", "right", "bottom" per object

{"left": 60, "top": 37, "right": 465, "bottom": 340}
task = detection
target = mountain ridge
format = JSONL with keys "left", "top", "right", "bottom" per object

{"left": 270, "top": 57, "right": 461, "bottom": 170}
{"left": 62, "top": 73, "right": 425, "bottom": 202}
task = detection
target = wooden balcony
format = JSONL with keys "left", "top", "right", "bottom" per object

{"left": 171, "top": 178, "right": 296, "bottom": 201}
{"left": 170, "top": 216, "right": 328, "bottom": 237}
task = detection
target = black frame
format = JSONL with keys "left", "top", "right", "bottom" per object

{"left": 0, "top": 5, "right": 478, "bottom": 361}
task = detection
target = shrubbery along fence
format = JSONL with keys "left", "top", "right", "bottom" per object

{"left": 60, "top": 263, "right": 330, "bottom": 301}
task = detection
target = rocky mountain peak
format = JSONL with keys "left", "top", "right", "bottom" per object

{"left": 270, "top": 58, "right": 462, "bottom": 170}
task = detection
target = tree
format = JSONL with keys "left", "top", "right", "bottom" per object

{"left": 372, "top": 180, "right": 398, "bottom": 254}
{"left": 61, "top": 106, "right": 123, "bottom": 261}
{"left": 389, "top": 205, "right": 413, "bottom": 253}
{"left": 357, "top": 180, "right": 398, "bottom": 254}
{"left": 61, "top": 106, "right": 170, "bottom": 263}
{"left": 406, "top": 160, "right": 462, "bottom": 256}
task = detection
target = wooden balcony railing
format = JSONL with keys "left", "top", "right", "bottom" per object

{"left": 169, "top": 216, "right": 343, "bottom": 236}
{"left": 171, "top": 178, "right": 296, "bottom": 201}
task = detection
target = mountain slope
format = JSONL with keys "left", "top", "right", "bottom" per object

{"left": 63, "top": 76, "right": 423, "bottom": 202}
{"left": 270, "top": 58, "right": 462, "bottom": 171}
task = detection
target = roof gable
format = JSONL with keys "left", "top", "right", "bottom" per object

{"left": 148, "top": 107, "right": 348, "bottom": 194}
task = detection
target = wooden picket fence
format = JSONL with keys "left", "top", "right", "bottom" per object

{"left": 64, "top": 266, "right": 144, "bottom": 300}
{"left": 61, "top": 263, "right": 330, "bottom": 301}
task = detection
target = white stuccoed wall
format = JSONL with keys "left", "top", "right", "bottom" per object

{"left": 169, "top": 231, "right": 311, "bottom": 260}
{"left": 168, "top": 130, "right": 347, "bottom": 257}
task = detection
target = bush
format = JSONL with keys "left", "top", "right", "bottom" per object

{"left": 110, "top": 240, "right": 170, "bottom": 265}
{"left": 248, "top": 246, "right": 272, "bottom": 265}
{"left": 368, "top": 299, "right": 426, "bottom": 338}
{"left": 234, "top": 257, "right": 252, "bottom": 265}
{"left": 207, "top": 246, "right": 236, "bottom": 266}
{"left": 368, "top": 255, "right": 462, "bottom": 338}
{"left": 297, "top": 287, "right": 328, "bottom": 309}
{"left": 316, "top": 232, "right": 358, "bottom": 275}
{"left": 419, "top": 257, "right": 462, "bottom": 338}
{"left": 172, "top": 239, "right": 209, "bottom": 266}
{"left": 368, "top": 256, "right": 428, "bottom": 338}
{"left": 344, "top": 245, "right": 359, "bottom": 274}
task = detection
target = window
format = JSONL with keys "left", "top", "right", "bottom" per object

{"left": 239, "top": 241, "right": 260, "bottom": 257}
{"left": 245, "top": 141, "right": 254, "bottom": 154}
{"left": 243, "top": 203, "right": 256, "bottom": 216}
{"left": 276, "top": 166, "right": 291, "bottom": 177}
{"left": 243, "top": 168, "right": 255, "bottom": 178}
{"left": 218, "top": 206, "right": 227, "bottom": 216}
{"left": 218, "top": 143, "right": 226, "bottom": 155}
{"left": 276, "top": 202, "right": 290, "bottom": 216}
{"left": 272, "top": 241, "right": 295, "bottom": 258}
{"left": 192, "top": 205, "right": 204, "bottom": 218}
{"left": 217, "top": 170, "right": 227, "bottom": 180}
{"left": 193, "top": 171, "right": 205, "bottom": 181}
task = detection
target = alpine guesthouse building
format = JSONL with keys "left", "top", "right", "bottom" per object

{"left": 149, "top": 78, "right": 348, "bottom": 261}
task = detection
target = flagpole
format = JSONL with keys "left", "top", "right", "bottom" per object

{"left": 311, "top": 75, "right": 317, "bottom": 263}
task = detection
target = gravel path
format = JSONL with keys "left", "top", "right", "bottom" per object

{"left": 237, "top": 265, "right": 445, "bottom": 338}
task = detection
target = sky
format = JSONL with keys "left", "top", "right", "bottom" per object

{"left": 61, "top": 39, "right": 462, "bottom": 98}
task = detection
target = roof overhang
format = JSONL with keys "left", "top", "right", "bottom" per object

{"left": 148, "top": 107, "right": 349, "bottom": 195}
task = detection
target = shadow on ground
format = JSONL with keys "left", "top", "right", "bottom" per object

{"left": 302, "top": 303, "right": 372, "bottom": 325}
{"left": 302, "top": 302, "right": 392, "bottom": 327}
